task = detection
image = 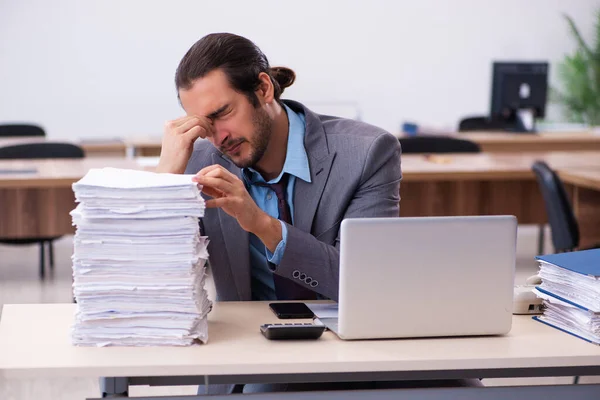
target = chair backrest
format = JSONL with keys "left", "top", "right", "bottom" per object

{"left": 0, "top": 124, "right": 46, "bottom": 137}
{"left": 531, "top": 161, "right": 579, "bottom": 252}
{"left": 399, "top": 136, "right": 481, "bottom": 154}
{"left": 458, "top": 115, "right": 528, "bottom": 132}
{"left": 0, "top": 143, "right": 85, "bottom": 159}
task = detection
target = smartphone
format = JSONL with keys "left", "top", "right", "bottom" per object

{"left": 269, "top": 302, "right": 315, "bottom": 319}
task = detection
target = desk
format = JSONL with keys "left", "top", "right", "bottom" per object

{"left": 0, "top": 158, "right": 141, "bottom": 238}
{"left": 457, "top": 131, "right": 600, "bottom": 152}
{"left": 1, "top": 153, "right": 600, "bottom": 245}
{"left": 121, "top": 133, "right": 600, "bottom": 157}
{"left": 1, "top": 302, "right": 600, "bottom": 399}
{"left": 4, "top": 132, "right": 600, "bottom": 158}
{"left": 559, "top": 167, "right": 600, "bottom": 248}
{"left": 399, "top": 152, "right": 600, "bottom": 248}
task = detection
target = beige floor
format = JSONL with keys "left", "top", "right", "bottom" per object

{"left": 0, "top": 226, "right": 596, "bottom": 399}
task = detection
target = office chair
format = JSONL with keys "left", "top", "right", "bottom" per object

{"left": 0, "top": 124, "right": 46, "bottom": 137}
{"left": 0, "top": 142, "right": 85, "bottom": 279}
{"left": 458, "top": 115, "right": 526, "bottom": 132}
{"left": 399, "top": 135, "right": 481, "bottom": 154}
{"left": 531, "top": 161, "right": 580, "bottom": 253}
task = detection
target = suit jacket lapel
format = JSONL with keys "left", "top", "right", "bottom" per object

{"left": 294, "top": 153, "right": 336, "bottom": 233}
{"left": 211, "top": 153, "right": 251, "bottom": 300}
{"left": 286, "top": 100, "right": 337, "bottom": 234}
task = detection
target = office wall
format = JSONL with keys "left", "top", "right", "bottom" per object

{"left": 0, "top": 0, "right": 596, "bottom": 139}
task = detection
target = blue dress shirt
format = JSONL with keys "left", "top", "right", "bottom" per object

{"left": 242, "top": 105, "right": 311, "bottom": 301}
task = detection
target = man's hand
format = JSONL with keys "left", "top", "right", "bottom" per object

{"left": 192, "top": 165, "right": 283, "bottom": 252}
{"left": 156, "top": 115, "right": 215, "bottom": 174}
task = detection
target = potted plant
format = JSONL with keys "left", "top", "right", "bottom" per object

{"left": 553, "top": 11, "right": 600, "bottom": 127}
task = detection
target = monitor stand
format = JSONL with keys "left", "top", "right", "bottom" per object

{"left": 516, "top": 109, "right": 537, "bottom": 133}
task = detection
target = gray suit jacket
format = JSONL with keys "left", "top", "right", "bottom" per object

{"left": 185, "top": 100, "right": 401, "bottom": 302}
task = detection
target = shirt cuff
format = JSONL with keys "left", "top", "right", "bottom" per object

{"left": 266, "top": 220, "right": 288, "bottom": 266}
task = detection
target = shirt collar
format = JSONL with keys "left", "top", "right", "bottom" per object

{"left": 243, "top": 104, "right": 311, "bottom": 185}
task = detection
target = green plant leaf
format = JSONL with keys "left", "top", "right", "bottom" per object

{"left": 564, "top": 13, "right": 595, "bottom": 59}
{"left": 557, "top": 12, "right": 600, "bottom": 125}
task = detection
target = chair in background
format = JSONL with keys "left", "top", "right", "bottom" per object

{"left": 0, "top": 124, "right": 46, "bottom": 137}
{"left": 458, "top": 115, "right": 526, "bottom": 132}
{"left": 531, "top": 161, "right": 581, "bottom": 253}
{"left": 399, "top": 135, "right": 481, "bottom": 154}
{"left": 0, "top": 142, "right": 85, "bottom": 278}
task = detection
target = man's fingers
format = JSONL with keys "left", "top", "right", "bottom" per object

{"left": 184, "top": 125, "right": 212, "bottom": 141}
{"left": 196, "top": 164, "right": 221, "bottom": 176}
{"left": 194, "top": 175, "right": 234, "bottom": 194}
{"left": 195, "top": 165, "right": 237, "bottom": 184}
{"left": 182, "top": 125, "right": 205, "bottom": 141}
{"left": 166, "top": 115, "right": 197, "bottom": 129}
{"left": 175, "top": 118, "right": 201, "bottom": 134}
{"left": 204, "top": 167, "right": 237, "bottom": 183}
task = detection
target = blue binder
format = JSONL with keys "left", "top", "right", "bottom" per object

{"left": 533, "top": 249, "right": 600, "bottom": 345}
{"left": 533, "top": 316, "right": 600, "bottom": 345}
{"left": 532, "top": 288, "right": 599, "bottom": 345}
{"left": 535, "top": 248, "right": 600, "bottom": 277}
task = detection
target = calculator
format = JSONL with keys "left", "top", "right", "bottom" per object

{"left": 260, "top": 323, "right": 326, "bottom": 340}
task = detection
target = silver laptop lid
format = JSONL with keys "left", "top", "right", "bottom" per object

{"left": 338, "top": 216, "right": 517, "bottom": 340}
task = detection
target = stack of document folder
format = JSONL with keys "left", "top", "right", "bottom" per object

{"left": 70, "top": 168, "right": 212, "bottom": 346}
{"left": 533, "top": 249, "right": 600, "bottom": 345}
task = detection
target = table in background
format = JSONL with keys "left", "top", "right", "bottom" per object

{"left": 112, "top": 132, "right": 600, "bottom": 156}
{"left": 2, "top": 152, "right": 600, "bottom": 246}
{"left": 454, "top": 131, "right": 600, "bottom": 152}
{"left": 399, "top": 152, "right": 600, "bottom": 248}
{"left": 0, "top": 158, "right": 141, "bottom": 239}
{"left": 4, "top": 131, "right": 600, "bottom": 159}
{"left": 1, "top": 302, "right": 600, "bottom": 399}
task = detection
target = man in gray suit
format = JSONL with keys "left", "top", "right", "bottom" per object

{"left": 157, "top": 33, "right": 481, "bottom": 394}
{"left": 157, "top": 33, "right": 402, "bottom": 304}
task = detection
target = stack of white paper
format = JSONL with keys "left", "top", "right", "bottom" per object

{"left": 71, "top": 167, "right": 212, "bottom": 346}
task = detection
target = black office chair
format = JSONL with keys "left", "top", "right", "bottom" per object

{"left": 0, "top": 142, "right": 85, "bottom": 278}
{"left": 0, "top": 124, "right": 46, "bottom": 137}
{"left": 458, "top": 115, "right": 527, "bottom": 132}
{"left": 531, "top": 161, "right": 580, "bottom": 253}
{"left": 399, "top": 135, "right": 481, "bottom": 154}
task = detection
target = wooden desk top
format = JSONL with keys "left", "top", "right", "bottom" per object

{"left": 400, "top": 151, "right": 600, "bottom": 181}
{"left": 559, "top": 167, "right": 600, "bottom": 191}
{"left": 0, "top": 158, "right": 141, "bottom": 188}
{"left": 5, "top": 131, "right": 600, "bottom": 157}
{"left": 2, "top": 152, "right": 600, "bottom": 188}
{"left": 459, "top": 131, "right": 600, "bottom": 144}
{"left": 1, "top": 302, "right": 599, "bottom": 379}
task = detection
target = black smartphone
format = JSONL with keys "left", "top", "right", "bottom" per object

{"left": 269, "top": 302, "right": 315, "bottom": 319}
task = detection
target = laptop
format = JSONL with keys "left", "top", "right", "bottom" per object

{"left": 320, "top": 216, "right": 517, "bottom": 340}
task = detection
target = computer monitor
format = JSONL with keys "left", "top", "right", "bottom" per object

{"left": 490, "top": 62, "right": 549, "bottom": 133}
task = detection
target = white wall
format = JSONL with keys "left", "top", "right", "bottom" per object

{"left": 0, "top": 0, "right": 597, "bottom": 139}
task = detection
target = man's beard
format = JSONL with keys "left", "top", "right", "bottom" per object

{"left": 220, "top": 107, "right": 272, "bottom": 169}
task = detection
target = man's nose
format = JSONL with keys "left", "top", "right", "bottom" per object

{"left": 212, "top": 128, "right": 230, "bottom": 148}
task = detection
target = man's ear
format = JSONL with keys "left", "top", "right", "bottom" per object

{"left": 255, "top": 72, "right": 275, "bottom": 105}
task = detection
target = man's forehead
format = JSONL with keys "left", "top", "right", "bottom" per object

{"left": 179, "top": 75, "right": 234, "bottom": 116}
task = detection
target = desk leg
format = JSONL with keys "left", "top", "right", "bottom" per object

{"left": 100, "top": 377, "right": 129, "bottom": 398}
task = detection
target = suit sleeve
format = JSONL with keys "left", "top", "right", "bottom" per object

{"left": 273, "top": 132, "right": 402, "bottom": 301}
